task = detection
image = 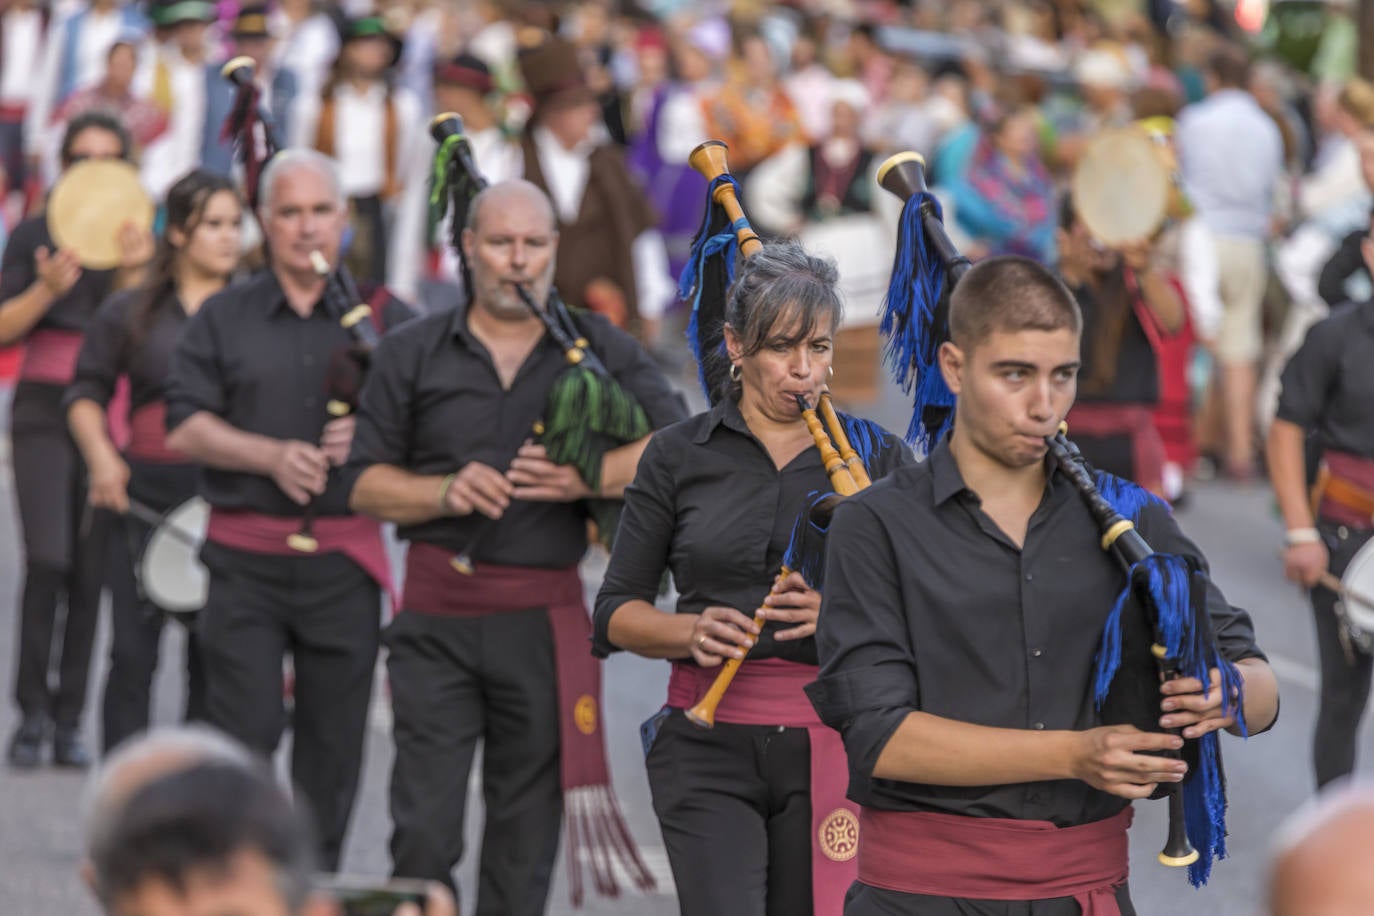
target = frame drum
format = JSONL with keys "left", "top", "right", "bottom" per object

{"left": 46, "top": 159, "right": 155, "bottom": 268}
{"left": 1337, "top": 538, "right": 1374, "bottom": 652}
{"left": 139, "top": 498, "right": 210, "bottom": 616}
{"left": 1071, "top": 125, "right": 1187, "bottom": 246}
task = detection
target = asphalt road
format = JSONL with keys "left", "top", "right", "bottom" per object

{"left": 0, "top": 379, "right": 1369, "bottom": 916}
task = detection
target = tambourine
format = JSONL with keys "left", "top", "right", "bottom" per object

{"left": 1070, "top": 124, "right": 1189, "bottom": 246}
{"left": 46, "top": 159, "right": 155, "bottom": 269}
{"left": 137, "top": 497, "right": 210, "bottom": 617}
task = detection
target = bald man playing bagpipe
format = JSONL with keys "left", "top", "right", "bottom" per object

{"left": 346, "top": 145, "right": 686, "bottom": 911}
{"left": 805, "top": 156, "right": 1280, "bottom": 914}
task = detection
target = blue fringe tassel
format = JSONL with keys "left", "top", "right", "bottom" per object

{"left": 679, "top": 175, "right": 746, "bottom": 399}
{"left": 1092, "top": 471, "right": 1246, "bottom": 888}
{"left": 781, "top": 491, "right": 836, "bottom": 591}
{"left": 839, "top": 413, "right": 887, "bottom": 471}
{"left": 881, "top": 192, "right": 953, "bottom": 449}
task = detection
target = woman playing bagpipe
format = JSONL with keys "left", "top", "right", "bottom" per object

{"left": 591, "top": 141, "right": 914, "bottom": 916}
{"left": 805, "top": 153, "right": 1279, "bottom": 914}
{"left": 64, "top": 169, "right": 242, "bottom": 755}
{"left": 345, "top": 115, "right": 684, "bottom": 913}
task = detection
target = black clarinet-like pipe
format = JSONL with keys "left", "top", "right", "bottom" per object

{"left": 1045, "top": 429, "right": 1198, "bottom": 867}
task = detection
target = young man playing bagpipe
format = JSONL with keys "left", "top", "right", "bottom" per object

{"left": 807, "top": 251, "right": 1279, "bottom": 914}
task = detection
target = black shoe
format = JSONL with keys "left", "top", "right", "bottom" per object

{"left": 7, "top": 718, "right": 49, "bottom": 769}
{"left": 52, "top": 727, "right": 91, "bottom": 770}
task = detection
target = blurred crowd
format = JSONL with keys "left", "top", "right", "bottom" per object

{"left": 0, "top": 0, "right": 1371, "bottom": 490}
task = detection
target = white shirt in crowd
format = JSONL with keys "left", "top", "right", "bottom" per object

{"left": 1175, "top": 88, "right": 1285, "bottom": 240}
{"left": 291, "top": 82, "right": 421, "bottom": 199}
{"left": 531, "top": 125, "right": 673, "bottom": 321}
{"left": 0, "top": 7, "right": 45, "bottom": 107}
{"left": 137, "top": 47, "right": 207, "bottom": 201}
{"left": 270, "top": 9, "right": 337, "bottom": 105}
{"left": 24, "top": 5, "right": 134, "bottom": 158}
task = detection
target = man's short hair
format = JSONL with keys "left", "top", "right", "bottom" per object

{"left": 948, "top": 255, "right": 1082, "bottom": 350}
{"left": 258, "top": 148, "right": 344, "bottom": 213}
{"left": 88, "top": 760, "right": 318, "bottom": 912}
{"left": 1206, "top": 45, "right": 1251, "bottom": 89}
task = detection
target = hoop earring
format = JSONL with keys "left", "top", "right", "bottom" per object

{"left": 828, "top": 366, "right": 834, "bottom": 377}
{"left": 729, "top": 363, "right": 741, "bottom": 382}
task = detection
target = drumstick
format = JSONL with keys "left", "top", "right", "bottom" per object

{"left": 1319, "top": 572, "right": 1374, "bottom": 612}
{"left": 125, "top": 499, "right": 202, "bottom": 550}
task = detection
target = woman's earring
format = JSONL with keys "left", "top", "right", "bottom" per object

{"left": 729, "top": 363, "right": 742, "bottom": 382}
{"left": 828, "top": 365, "right": 834, "bottom": 377}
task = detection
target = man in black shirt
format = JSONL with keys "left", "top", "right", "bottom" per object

{"left": 1268, "top": 209, "right": 1374, "bottom": 789}
{"left": 808, "top": 256, "right": 1278, "bottom": 914}
{"left": 164, "top": 149, "right": 413, "bottom": 870}
{"left": 347, "top": 179, "right": 685, "bottom": 913}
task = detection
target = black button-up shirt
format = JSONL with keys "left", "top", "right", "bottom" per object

{"left": 808, "top": 437, "right": 1264, "bottom": 826}
{"left": 0, "top": 216, "right": 116, "bottom": 335}
{"left": 165, "top": 270, "right": 414, "bottom": 517}
{"left": 1275, "top": 299, "right": 1374, "bottom": 458}
{"left": 592, "top": 396, "right": 915, "bottom": 662}
{"left": 65, "top": 289, "right": 184, "bottom": 413}
{"left": 346, "top": 302, "right": 687, "bottom": 567}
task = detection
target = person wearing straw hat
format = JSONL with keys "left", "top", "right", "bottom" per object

{"left": 0, "top": 110, "right": 153, "bottom": 770}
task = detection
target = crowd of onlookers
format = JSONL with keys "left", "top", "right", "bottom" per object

{"left": 0, "top": 0, "right": 1371, "bottom": 496}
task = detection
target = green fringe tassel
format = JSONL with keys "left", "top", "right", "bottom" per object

{"left": 429, "top": 133, "right": 463, "bottom": 222}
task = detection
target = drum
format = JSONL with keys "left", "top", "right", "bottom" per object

{"left": 1336, "top": 538, "right": 1374, "bottom": 655}
{"left": 138, "top": 498, "right": 210, "bottom": 616}
{"left": 46, "top": 159, "right": 155, "bottom": 268}
{"left": 1071, "top": 124, "right": 1189, "bottom": 246}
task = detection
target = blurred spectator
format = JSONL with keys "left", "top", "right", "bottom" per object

{"left": 945, "top": 102, "right": 1057, "bottom": 263}
{"left": 701, "top": 28, "right": 805, "bottom": 174}
{"left": 294, "top": 12, "right": 420, "bottom": 287}
{"left": 517, "top": 33, "right": 671, "bottom": 346}
{"left": 50, "top": 37, "right": 168, "bottom": 167}
{"left": 1250, "top": 59, "right": 1309, "bottom": 172}
{"left": 782, "top": 27, "right": 835, "bottom": 141}
{"left": 863, "top": 58, "right": 943, "bottom": 158}
{"left": 215, "top": 4, "right": 298, "bottom": 146}
{"left": 24, "top": 0, "right": 149, "bottom": 191}
{"left": 746, "top": 79, "right": 876, "bottom": 238}
{"left": 0, "top": 0, "right": 50, "bottom": 215}
{"left": 1268, "top": 781, "right": 1374, "bottom": 915}
{"left": 1175, "top": 43, "right": 1284, "bottom": 480}
{"left": 271, "top": 0, "right": 338, "bottom": 105}
{"left": 137, "top": 0, "right": 230, "bottom": 201}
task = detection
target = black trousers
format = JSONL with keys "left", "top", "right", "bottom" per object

{"left": 101, "top": 461, "right": 206, "bottom": 754}
{"left": 385, "top": 608, "right": 562, "bottom": 916}
{"left": 645, "top": 709, "right": 813, "bottom": 916}
{"left": 1311, "top": 521, "right": 1374, "bottom": 787}
{"left": 10, "top": 382, "right": 107, "bottom": 728}
{"left": 843, "top": 883, "right": 1134, "bottom": 915}
{"left": 345, "top": 194, "right": 388, "bottom": 287}
{"left": 197, "top": 541, "right": 380, "bottom": 870}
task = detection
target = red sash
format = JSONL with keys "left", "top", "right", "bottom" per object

{"left": 1317, "top": 450, "right": 1374, "bottom": 529}
{"left": 858, "top": 806, "right": 1132, "bottom": 915}
{"left": 126, "top": 401, "right": 183, "bottom": 463}
{"left": 668, "top": 659, "right": 858, "bottom": 915}
{"left": 1065, "top": 402, "right": 1166, "bottom": 496}
{"left": 20, "top": 328, "right": 83, "bottom": 384}
{"left": 400, "top": 542, "right": 655, "bottom": 905}
{"left": 205, "top": 509, "right": 394, "bottom": 607}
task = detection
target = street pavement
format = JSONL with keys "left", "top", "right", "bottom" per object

{"left": 0, "top": 378, "right": 1370, "bottom": 915}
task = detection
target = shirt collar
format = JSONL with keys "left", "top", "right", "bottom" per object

{"left": 691, "top": 395, "right": 751, "bottom": 444}
{"left": 261, "top": 270, "right": 325, "bottom": 317}
{"left": 928, "top": 432, "right": 1067, "bottom": 506}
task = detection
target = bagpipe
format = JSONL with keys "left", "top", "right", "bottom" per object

{"left": 220, "top": 57, "right": 388, "bottom": 552}
{"left": 676, "top": 140, "right": 884, "bottom": 727}
{"left": 874, "top": 150, "right": 1246, "bottom": 886}
{"left": 427, "top": 113, "right": 651, "bottom": 571}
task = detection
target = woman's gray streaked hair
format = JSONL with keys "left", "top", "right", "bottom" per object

{"left": 257, "top": 148, "right": 345, "bottom": 213}
{"left": 718, "top": 239, "right": 844, "bottom": 399}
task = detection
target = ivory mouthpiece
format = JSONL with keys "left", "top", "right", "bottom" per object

{"left": 309, "top": 251, "right": 331, "bottom": 277}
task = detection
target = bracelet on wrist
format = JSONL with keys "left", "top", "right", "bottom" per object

{"left": 437, "top": 472, "right": 457, "bottom": 510}
{"left": 1284, "top": 527, "right": 1321, "bottom": 546}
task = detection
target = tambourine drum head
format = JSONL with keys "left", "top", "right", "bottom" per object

{"left": 46, "top": 160, "right": 155, "bottom": 269}
{"left": 1340, "top": 539, "right": 1374, "bottom": 635}
{"left": 1071, "top": 128, "right": 1170, "bottom": 246}
{"left": 140, "top": 498, "right": 210, "bottom": 615}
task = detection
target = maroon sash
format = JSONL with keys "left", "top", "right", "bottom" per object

{"left": 205, "top": 509, "right": 394, "bottom": 607}
{"left": 1317, "top": 450, "right": 1374, "bottom": 529}
{"left": 857, "top": 806, "right": 1132, "bottom": 915}
{"left": 400, "top": 542, "right": 655, "bottom": 905}
{"left": 20, "top": 328, "right": 83, "bottom": 384}
{"left": 1065, "top": 402, "right": 1166, "bottom": 496}
{"left": 668, "top": 659, "right": 858, "bottom": 914}
{"left": 126, "top": 401, "right": 183, "bottom": 463}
